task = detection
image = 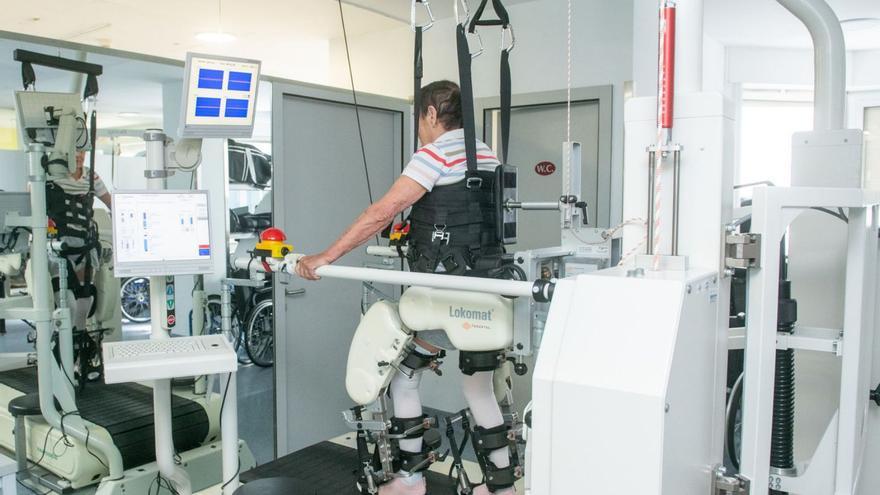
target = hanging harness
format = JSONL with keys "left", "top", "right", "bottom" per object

{"left": 407, "top": 0, "right": 518, "bottom": 276}
{"left": 45, "top": 115, "right": 100, "bottom": 313}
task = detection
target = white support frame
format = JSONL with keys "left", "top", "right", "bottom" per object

{"left": 740, "top": 186, "right": 880, "bottom": 495}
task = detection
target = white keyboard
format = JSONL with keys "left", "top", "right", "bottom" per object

{"left": 103, "top": 335, "right": 237, "bottom": 384}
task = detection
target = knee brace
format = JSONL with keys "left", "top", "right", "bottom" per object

{"left": 459, "top": 350, "right": 506, "bottom": 376}
{"left": 471, "top": 424, "right": 521, "bottom": 492}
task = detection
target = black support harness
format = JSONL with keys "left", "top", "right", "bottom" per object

{"left": 407, "top": 0, "right": 517, "bottom": 276}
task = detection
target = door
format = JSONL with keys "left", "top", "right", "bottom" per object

{"left": 273, "top": 85, "right": 409, "bottom": 454}
{"left": 479, "top": 86, "right": 613, "bottom": 252}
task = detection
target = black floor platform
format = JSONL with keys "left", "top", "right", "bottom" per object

{"left": 0, "top": 366, "right": 210, "bottom": 469}
{"left": 241, "top": 441, "right": 458, "bottom": 494}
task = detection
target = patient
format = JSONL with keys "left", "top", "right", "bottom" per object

{"left": 296, "top": 81, "right": 515, "bottom": 495}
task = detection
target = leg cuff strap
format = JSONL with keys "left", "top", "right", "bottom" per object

{"left": 459, "top": 350, "right": 506, "bottom": 375}
{"left": 391, "top": 415, "right": 429, "bottom": 439}
{"left": 473, "top": 424, "right": 511, "bottom": 451}
{"left": 484, "top": 463, "right": 518, "bottom": 491}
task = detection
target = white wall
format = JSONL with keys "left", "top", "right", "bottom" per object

{"left": 727, "top": 47, "right": 815, "bottom": 88}
{"left": 852, "top": 50, "right": 880, "bottom": 89}
{"left": 728, "top": 47, "right": 880, "bottom": 91}
{"left": 0, "top": 151, "right": 27, "bottom": 192}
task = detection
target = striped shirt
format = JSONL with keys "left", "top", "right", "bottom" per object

{"left": 402, "top": 129, "right": 500, "bottom": 192}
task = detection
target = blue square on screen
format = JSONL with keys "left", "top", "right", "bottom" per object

{"left": 195, "top": 97, "right": 222, "bottom": 117}
{"left": 228, "top": 71, "right": 252, "bottom": 92}
{"left": 224, "top": 99, "right": 249, "bottom": 118}
{"left": 197, "top": 68, "right": 224, "bottom": 90}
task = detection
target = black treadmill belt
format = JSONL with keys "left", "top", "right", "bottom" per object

{"left": 241, "top": 441, "right": 457, "bottom": 494}
{"left": 0, "top": 366, "right": 209, "bottom": 469}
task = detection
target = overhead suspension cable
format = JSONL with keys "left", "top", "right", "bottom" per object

{"left": 337, "top": 0, "right": 379, "bottom": 244}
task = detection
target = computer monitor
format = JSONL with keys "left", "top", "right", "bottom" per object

{"left": 179, "top": 53, "right": 261, "bottom": 139}
{"left": 111, "top": 191, "right": 213, "bottom": 277}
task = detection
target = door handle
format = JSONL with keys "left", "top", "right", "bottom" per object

{"left": 285, "top": 288, "right": 306, "bottom": 297}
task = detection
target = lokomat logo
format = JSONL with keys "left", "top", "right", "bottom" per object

{"left": 449, "top": 306, "right": 493, "bottom": 321}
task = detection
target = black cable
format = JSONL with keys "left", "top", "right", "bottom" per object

{"left": 811, "top": 207, "right": 848, "bottom": 223}
{"left": 337, "top": 0, "right": 379, "bottom": 245}
{"left": 726, "top": 372, "right": 744, "bottom": 470}
{"left": 59, "top": 411, "right": 109, "bottom": 469}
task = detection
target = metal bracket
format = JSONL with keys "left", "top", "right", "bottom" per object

{"left": 144, "top": 169, "right": 174, "bottom": 179}
{"left": 713, "top": 466, "right": 750, "bottom": 494}
{"left": 725, "top": 233, "right": 762, "bottom": 270}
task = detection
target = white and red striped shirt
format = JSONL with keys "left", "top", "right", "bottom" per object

{"left": 402, "top": 128, "right": 500, "bottom": 192}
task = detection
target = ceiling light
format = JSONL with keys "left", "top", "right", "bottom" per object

{"left": 840, "top": 18, "right": 880, "bottom": 32}
{"left": 195, "top": 31, "right": 236, "bottom": 43}
{"left": 118, "top": 112, "right": 141, "bottom": 118}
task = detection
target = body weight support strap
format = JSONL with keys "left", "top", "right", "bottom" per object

{"left": 456, "top": 23, "right": 480, "bottom": 184}
{"left": 413, "top": 23, "right": 423, "bottom": 152}
{"left": 470, "top": 0, "right": 513, "bottom": 162}
{"left": 499, "top": 49, "right": 511, "bottom": 163}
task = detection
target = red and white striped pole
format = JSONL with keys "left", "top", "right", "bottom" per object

{"left": 651, "top": 0, "right": 677, "bottom": 267}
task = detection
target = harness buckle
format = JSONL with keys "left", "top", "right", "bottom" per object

{"left": 431, "top": 225, "right": 450, "bottom": 245}
{"left": 466, "top": 176, "right": 483, "bottom": 189}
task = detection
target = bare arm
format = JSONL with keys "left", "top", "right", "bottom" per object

{"left": 99, "top": 192, "right": 112, "bottom": 209}
{"left": 295, "top": 176, "right": 427, "bottom": 279}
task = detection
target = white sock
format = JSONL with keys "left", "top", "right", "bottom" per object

{"left": 390, "top": 368, "right": 424, "bottom": 453}
{"left": 400, "top": 472, "right": 423, "bottom": 485}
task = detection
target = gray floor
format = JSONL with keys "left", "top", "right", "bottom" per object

{"left": 0, "top": 318, "right": 276, "bottom": 494}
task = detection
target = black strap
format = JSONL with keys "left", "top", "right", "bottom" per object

{"left": 390, "top": 415, "right": 429, "bottom": 439}
{"left": 499, "top": 49, "right": 511, "bottom": 163}
{"left": 468, "top": 0, "right": 511, "bottom": 32}
{"left": 88, "top": 110, "right": 96, "bottom": 195}
{"left": 456, "top": 23, "right": 480, "bottom": 184}
{"left": 413, "top": 1, "right": 424, "bottom": 152}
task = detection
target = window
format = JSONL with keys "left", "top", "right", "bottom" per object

{"left": 739, "top": 100, "right": 813, "bottom": 189}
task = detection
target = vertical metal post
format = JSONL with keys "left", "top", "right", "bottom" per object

{"left": 0, "top": 276, "right": 6, "bottom": 334}
{"left": 55, "top": 257, "right": 75, "bottom": 388}
{"left": 671, "top": 149, "right": 681, "bottom": 256}
{"left": 14, "top": 416, "right": 26, "bottom": 473}
{"left": 220, "top": 372, "right": 240, "bottom": 495}
{"left": 144, "top": 130, "right": 168, "bottom": 339}
{"left": 219, "top": 280, "right": 240, "bottom": 494}
{"left": 647, "top": 150, "right": 656, "bottom": 255}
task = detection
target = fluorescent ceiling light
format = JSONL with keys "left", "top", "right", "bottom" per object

{"left": 195, "top": 31, "right": 236, "bottom": 43}
{"left": 118, "top": 112, "right": 141, "bottom": 118}
{"left": 840, "top": 18, "right": 880, "bottom": 32}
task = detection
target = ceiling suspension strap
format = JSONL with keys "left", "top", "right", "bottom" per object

{"left": 456, "top": 18, "right": 481, "bottom": 188}
{"left": 412, "top": 0, "right": 434, "bottom": 152}
{"left": 458, "top": 0, "right": 515, "bottom": 171}
{"left": 470, "top": 0, "right": 513, "bottom": 165}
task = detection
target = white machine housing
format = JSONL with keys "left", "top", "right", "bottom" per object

{"left": 346, "top": 301, "right": 413, "bottom": 405}
{"left": 399, "top": 287, "right": 514, "bottom": 351}
{"left": 532, "top": 268, "right": 721, "bottom": 494}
